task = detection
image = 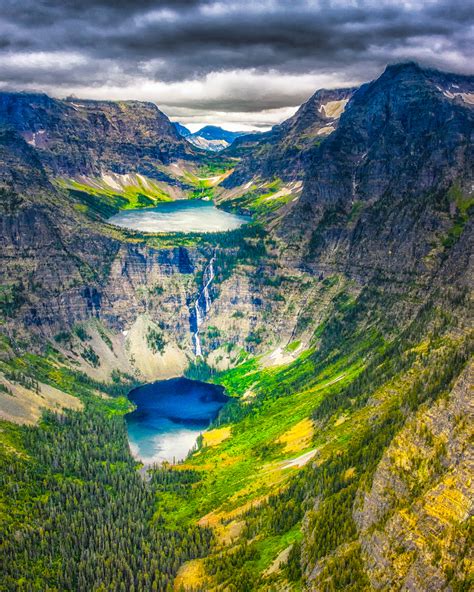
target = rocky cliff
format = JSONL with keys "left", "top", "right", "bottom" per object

{"left": 0, "top": 92, "right": 197, "bottom": 180}
{"left": 354, "top": 361, "right": 473, "bottom": 591}
{"left": 289, "top": 63, "right": 473, "bottom": 215}
{"left": 223, "top": 87, "right": 355, "bottom": 186}
{"left": 279, "top": 64, "right": 474, "bottom": 280}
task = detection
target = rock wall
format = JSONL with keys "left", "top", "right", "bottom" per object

{"left": 0, "top": 92, "right": 196, "bottom": 179}
{"left": 354, "top": 362, "right": 473, "bottom": 590}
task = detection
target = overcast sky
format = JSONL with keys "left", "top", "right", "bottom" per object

{"left": 0, "top": 1, "right": 472, "bottom": 130}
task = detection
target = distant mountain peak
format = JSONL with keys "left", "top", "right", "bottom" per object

{"left": 186, "top": 125, "right": 251, "bottom": 152}
{"left": 193, "top": 125, "right": 247, "bottom": 142}
{"left": 383, "top": 60, "right": 423, "bottom": 75}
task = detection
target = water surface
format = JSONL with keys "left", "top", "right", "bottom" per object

{"left": 126, "top": 377, "right": 228, "bottom": 464}
{"left": 108, "top": 199, "right": 249, "bottom": 233}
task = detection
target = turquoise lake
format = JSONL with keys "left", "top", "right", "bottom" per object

{"left": 126, "top": 377, "right": 229, "bottom": 464}
{"left": 108, "top": 199, "right": 249, "bottom": 233}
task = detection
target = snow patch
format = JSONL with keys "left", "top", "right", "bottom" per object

{"left": 101, "top": 173, "right": 124, "bottom": 191}
{"left": 438, "top": 87, "right": 474, "bottom": 105}
{"left": 24, "top": 129, "right": 46, "bottom": 147}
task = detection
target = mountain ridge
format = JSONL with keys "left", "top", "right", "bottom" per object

{"left": 0, "top": 91, "right": 197, "bottom": 181}
{"left": 222, "top": 86, "right": 356, "bottom": 186}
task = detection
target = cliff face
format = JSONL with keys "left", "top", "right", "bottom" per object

{"left": 1, "top": 181, "right": 307, "bottom": 419}
{"left": 291, "top": 63, "right": 473, "bottom": 214}
{"left": 0, "top": 92, "right": 196, "bottom": 179}
{"left": 0, "top": 129, "right": 51, "bottom": 191}
{"left": 223, "top": 87, "right": 355, "bottom": 187}
{"left": 277, "top": 64, "right": 474, "bottom": 285}
{"left": 286, "top": 64, "right": 474, "bottom": 592}
{"left": 354, "top": 362, "right": 473, "bottom": 591}
{"left": 1, "top": 194, "right": 306, "bottom": 363}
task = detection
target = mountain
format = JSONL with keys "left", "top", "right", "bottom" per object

{"left": 173, "top": 121, "right": 192, "bottom": 137}
{"left": 293, "top": 63, "right": 473, "bottom": 213}
{"left": 0, "top": 63, "right": 473, "bottom": 592}
{"left": 193, "top": 125, "right": 247, "bottom": 144}
{"left": 223, "top": 86, "right": 356, "bottom": 185}
{"left": 284, "top": 62, "right": 474, "bottom": 263}
{"left": 0, "top": 92, "right": 196, "bottom": 180}
{"left": 186, "top": 125, "right": 249, "bottom": 151}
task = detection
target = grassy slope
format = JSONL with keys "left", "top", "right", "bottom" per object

{"left": 58, "top": 176, "right": 172, "bottom": 218}
{"left": 216, "top": 177, "right": 300, "bottom": 222}
{"left": 56, "top": 159, "right": 236, "bottom": 219}
{"left": 162, "top": 253, "right": 472, "bottom": 590}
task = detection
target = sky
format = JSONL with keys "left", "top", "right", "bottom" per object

{"left": 0, "top": 1, "right": 473, "bottom": 131}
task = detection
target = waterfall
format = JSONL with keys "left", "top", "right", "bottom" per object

{"left": 191, "top": 252, "right": 216, "bottom": 357}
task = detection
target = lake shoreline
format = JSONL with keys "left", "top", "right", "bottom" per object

{"left": 126, "top": 377, "right": 229, "bottom": 465}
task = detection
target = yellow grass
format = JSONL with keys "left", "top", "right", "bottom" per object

{"left": 174, "top": 559, "right": 207, "bottom": 591}
{"left": 199, "top": 494, "right": 271, "bottom": 544}
{"left": 277, "top": 417, "right": 314, "bottom": 453}
{"left": 423, "top": 474, "right": 471, "bottom": 524}
{"left": 334, "top": 414, "right": 348, "bottom": 427}
{"left": 202, "top": 426, "right": 231, "bottom": 448}
{"left": 344, "top": 467, "right": 356, "bottom": 481}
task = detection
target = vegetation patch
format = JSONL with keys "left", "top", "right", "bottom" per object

{"left": 57, "top": 174, "right": 172, "bottom": 218}
{"left": 146, "top": 327, "right": 167, "bottom": 354}
{"left": 220, "top": 178, "right": 296, "bottom": 219}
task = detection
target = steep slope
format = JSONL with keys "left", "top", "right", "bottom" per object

{"left": 354, "top": 362, "right": 473, "bottom": 591}
{"left": 214, "top": 87, "right": 357, "bottom": 227}
{"left": 286, "top": 62, "right": 473, "bottom": 240}
{"left": 173, "top": 122, "right": 192, "bottom": 137}
{"left": 276, "top": 64, "right": 474, "bottom": 285}
{"left": 0, "top": 92, "right": 196, "bottom": 181}
{"left": 223, "top": 87, "right": 355, "bottom": 186}
{"left": 0, "top": 128, "right": 51, "bottom": 192}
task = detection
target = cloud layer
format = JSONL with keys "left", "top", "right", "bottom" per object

{"left": 0, "top": 1, "right": 472, "bottom": 128}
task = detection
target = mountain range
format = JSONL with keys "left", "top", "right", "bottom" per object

{"left": 0, "top": 62, "right": 473, "bottom": 591}
{"left": 174, "top": 122, "right": 250, "bottom": 151}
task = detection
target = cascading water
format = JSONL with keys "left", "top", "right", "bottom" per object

{"left": 191, "top": 251, "right": 216, "bottom": 357}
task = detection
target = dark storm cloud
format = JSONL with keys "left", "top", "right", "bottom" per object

{"left": 0, "top": 0, "right": 472, "bottom": 121}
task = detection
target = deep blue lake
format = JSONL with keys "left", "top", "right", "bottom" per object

{"left": 108, "top": 199, "right": 250, "bottom": 233}
{"left": 126, "top": 377, "right": 228, "bottom": 464}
